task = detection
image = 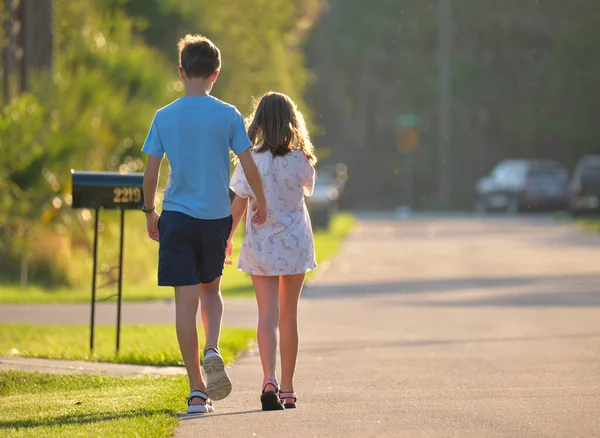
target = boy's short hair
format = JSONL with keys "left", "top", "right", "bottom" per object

{"left": 178, "top": 34, "right": 221, "bottom": 78}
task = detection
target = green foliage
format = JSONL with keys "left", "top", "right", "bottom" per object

{"left": 0, "top": 0, "right": 322, "bottom": 289}
{"left": 125, "top": 0, "right": 322, "bottom": 116}
{"left": 0, "top": 95, "right": 58, "bottom": 284}
{"left": 0, "top": 0, "right": 177, "bottom": 286}
{"left": 0, "top": 94, "right": 46, "bottom": 227}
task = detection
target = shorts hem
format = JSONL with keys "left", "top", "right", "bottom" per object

{"left": 158, "top": 280, "right": 200, "bottom": 287}
{"left": 198, "top": 273, "right": 223, "bottom": 285}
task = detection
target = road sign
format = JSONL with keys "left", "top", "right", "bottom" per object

{"left": 395, "top": 113, "right": 420, "bottom": 152}
{"left": 395, "top": 113, "right": 421, "bottom": 128}
{"left": 396, "top": 127, "right": 419, "bottom": 152}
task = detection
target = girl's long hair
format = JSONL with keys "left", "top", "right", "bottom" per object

{"left": 246, "top": 92, "right": 317, "bottom": 165}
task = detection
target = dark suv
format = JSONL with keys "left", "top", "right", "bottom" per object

{"left": 569, "top": 155, "right": 600, "bottom": 216}
{"left": 475, "top": 159, "right": 569, "bottom": 214}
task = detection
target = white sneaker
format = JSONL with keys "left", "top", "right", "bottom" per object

{"left": 202, "top": 348, "right": 232, "bottom": 401}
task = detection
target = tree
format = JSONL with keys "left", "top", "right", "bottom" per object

{"left": 306, "top": 0, "right": 600, "bottom": 209}
{"left": 0, "top": 0, "right": 177, "bottom": 287}
{"left": 0, "top": 0, "right": 324, "bottom": 288}
{"left": 123, "top": 0, "right": 323, "bottom": 116}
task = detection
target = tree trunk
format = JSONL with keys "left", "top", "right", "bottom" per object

{"left": 18, "top": 0, "right": 35, "bottom": 92}
{"left": 20, "top": 251, "right": 28, "bottom": 291}
{"left": 2, "top": 0, "right": 14, "bottom": 105}
{"left": 30, "top": 0, "right": 52, "bottom": 70}
{"left": 20, "top": 227, "right": 29, "bottom": 291}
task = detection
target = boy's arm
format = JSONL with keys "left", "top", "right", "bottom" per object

{"left": 229, "top": 195, "right": 248, "bottom": 240}
{"left": 237, "top": 150, "right": 267, "bottom": 224}
{"left": 143, "top": 155, "right": 162, "bottom": 241}
{"left": 225, "top": 195, "right": 248, "bottom": 263}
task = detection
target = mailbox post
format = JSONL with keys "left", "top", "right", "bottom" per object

{"left": 71, "top": 170, "right": 144, "bottom": 354}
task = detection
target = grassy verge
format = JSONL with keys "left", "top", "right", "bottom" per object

{"left": 0, "top": 213, "right": 355, "bottom": 303}
{"left": 0, "top": 325, "right": 254, "bottom": 437}
{"left": 0, "top": 324, "right": 255, "bottom": 366}
{"left": 578, "top": 218, "right": 600, "bottom": 233}
{"left": 0, "top": 371, "right": 188, "bottom": 437}
{"left": 309, "top": 213, "right": 355, "bottom": 279}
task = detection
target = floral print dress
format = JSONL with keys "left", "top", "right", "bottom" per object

{"left": 230, "top": 149, "right": 317, "bottom": 276}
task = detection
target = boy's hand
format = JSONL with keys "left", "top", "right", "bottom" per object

{"left": 251, "top": 199, "right": 267, "bottom": 224}
{"left": 146, "top": 211, "right": 160, "bottom": 241}
{"left": 225, "top": 238, "right": 233, "bottom": 265}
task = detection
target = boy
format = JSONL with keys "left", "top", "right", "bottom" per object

{"left": 141, "top": 34, "right": 267, "bottom": 414}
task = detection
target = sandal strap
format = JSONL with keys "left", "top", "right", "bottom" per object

{"left": 279, "top": 391, "right": 297, "bottom": 401}
{"left": 187, "top": 390, "right": 209, "bottom": 405}
{"left": 262, "top": 379, "right": 279, "bottom": 393}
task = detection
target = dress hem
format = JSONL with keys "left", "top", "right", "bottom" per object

{"left": 237, "top": 265, "right": 317, "bottom": 276}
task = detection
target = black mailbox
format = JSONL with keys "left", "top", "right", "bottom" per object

{"left": 70, "top": 169, "right": 145, "bottom": 355}
{"left": 71, "top": 170, "right": 144, "bottom": 210}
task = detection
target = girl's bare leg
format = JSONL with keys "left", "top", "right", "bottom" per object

{"left": 251, "top": 275, "right": 280, "bottom": 392}
{"left": 278, "top": 273, "right": 306, "bottom": 396}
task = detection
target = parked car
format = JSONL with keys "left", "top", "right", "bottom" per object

{"left": 306, "top": 163, "right": 347, "bottom": 228}
{"left": 569, "top": 155, "right": 600, "bottom": 216}
{"left": 475, "top": 159, "right": 569, "bottom": 214}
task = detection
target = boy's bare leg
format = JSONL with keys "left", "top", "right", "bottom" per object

{"left": 174, "top": 284, "right": 206, "bottom": 405}
{"left": 198, "top": 276, "right": 233, "bottom": 400}
{"left": 198, "top": 277, "right": 223, "bottom": 351}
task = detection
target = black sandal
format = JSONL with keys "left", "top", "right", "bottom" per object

{"left": 261, "top": 379, "right": 284, "bottom": 411}
{"left": 279, "top": 390, "right": 297, "bottom": 409}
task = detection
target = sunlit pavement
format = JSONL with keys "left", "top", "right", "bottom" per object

{"left": 177, "top": 214, "right": 600, "bottom": 437}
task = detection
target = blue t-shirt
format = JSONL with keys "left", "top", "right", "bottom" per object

{"left": 142, "top": 96, "right": 251, "bottom": 219}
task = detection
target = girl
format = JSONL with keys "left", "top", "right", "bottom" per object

{"left": 228, "top": 91, "right": 317, "bottom": 411}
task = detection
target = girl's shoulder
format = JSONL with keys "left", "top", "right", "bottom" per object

{"left": 249, "top": 148, "right": 271, "bottom": 161}
{"left": 288, "top": 149, "right": 312, "bottom": 163}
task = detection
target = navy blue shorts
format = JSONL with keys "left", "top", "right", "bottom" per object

{"left": 157, "top": 210, "right": 233, "bottom": 286}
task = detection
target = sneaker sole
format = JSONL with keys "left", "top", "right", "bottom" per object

{"left": 203, "top": 354, "right": 232, "bottom": 401}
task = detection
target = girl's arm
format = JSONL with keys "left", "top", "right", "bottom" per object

{"left": 297, "top": 153, "right": 316, "bottom": 197}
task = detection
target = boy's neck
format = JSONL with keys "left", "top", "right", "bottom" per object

{"left": 184, "top": 77, "right": 213, "bottom": 97}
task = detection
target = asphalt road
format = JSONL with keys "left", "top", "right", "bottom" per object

{"left": 176, "top": 215, "right": 600, "bottom": 437}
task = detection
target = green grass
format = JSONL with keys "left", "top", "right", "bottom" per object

{"left": 0, "top": 324, "right": 255, "bottom": 367}
{"left": 0, "top": 213, "right": 355, "bottom": 303}
{"left": 578, "top": 218, "right": 600, "bottom": 233}
{"left": 0, "top": 325, "right": 255, "bottom": 436}
{"left": 309, "top": 213, "right": 355, "bottom": 279}
{"left": 0, "top": 370, "right": 188, "bottom": 437}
